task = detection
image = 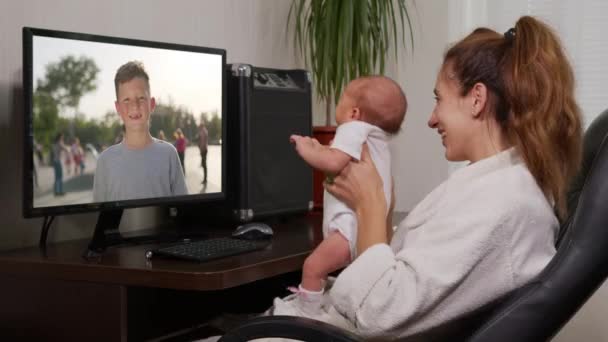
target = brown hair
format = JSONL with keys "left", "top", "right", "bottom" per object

{"left": 114, "top": 61, "right": 150, "bottom": 98}
{"left": 444, "top": 16, "right": 582, "bottom": 220}
{"left": 348, "top": 76, "right": 407, "bottom": 134}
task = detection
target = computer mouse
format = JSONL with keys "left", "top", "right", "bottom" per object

{"left": 232, "top": 222, "right": 274, "bottom": 240}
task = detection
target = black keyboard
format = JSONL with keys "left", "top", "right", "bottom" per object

{"left": 147, "top": 237, "right": 270, "bottom": 262}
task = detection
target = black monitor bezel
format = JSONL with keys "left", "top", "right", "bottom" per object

{"left": 22, "top": 26, "right": 228, "bottom": 218}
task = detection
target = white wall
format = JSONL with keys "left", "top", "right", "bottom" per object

{"left": 386, "top": 0, "right": 450, "bottom": 211}
{"left": 0, "top": 0, "right": 450, "bottom": 249}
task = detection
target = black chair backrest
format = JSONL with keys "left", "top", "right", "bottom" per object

{"left": 468, "top": 109, "right": 608, "bottom": 341}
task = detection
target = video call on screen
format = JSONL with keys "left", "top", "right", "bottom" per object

{"left": 30, "top": 35, "right": 223, "bottom": 208}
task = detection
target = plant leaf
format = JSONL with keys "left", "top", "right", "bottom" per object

{"left": 288, "top": 0, "right": 415, "bottom": 116}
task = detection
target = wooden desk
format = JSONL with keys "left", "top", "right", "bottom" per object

{"left": 0, "top": 214, "right": 323, "bottom": 341}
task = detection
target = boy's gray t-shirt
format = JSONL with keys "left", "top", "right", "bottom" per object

{"left": 93, "top": 139, "right": 188, "bottom": 202}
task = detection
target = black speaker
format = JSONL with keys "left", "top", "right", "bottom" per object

{"left": 227, "top": 64, "right": 313, "bottom": 222}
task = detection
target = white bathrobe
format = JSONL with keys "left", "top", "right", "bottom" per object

{"left": 202, "top": 148, "right": 558, "bottom": 342}
{"left": 325, "top": 147, "right": 558, "bottom": 340}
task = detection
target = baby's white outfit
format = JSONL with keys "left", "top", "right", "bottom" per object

{"left": 323, "top": 121, "right": 392, "bottom": 259}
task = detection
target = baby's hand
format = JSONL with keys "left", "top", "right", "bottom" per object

{"left": 290, "top": 134, "right": 321, "bottom": 155}
{"left": 289, "top": 134, "right": 303, "bottom": 145}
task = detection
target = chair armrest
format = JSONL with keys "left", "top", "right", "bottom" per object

{"left": 217, "top": 315, "right": 363, "bottom": 342}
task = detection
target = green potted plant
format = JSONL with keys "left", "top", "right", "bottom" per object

{"left": 288, "top": 0, "right": 414, "bottom": 209}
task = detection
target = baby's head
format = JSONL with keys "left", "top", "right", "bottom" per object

{"left": 335, "top": 76, "right": 407, "bottom": 133}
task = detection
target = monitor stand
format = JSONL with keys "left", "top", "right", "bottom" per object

{"left": 82, "top": 209, "right": 207, "bottom": 259}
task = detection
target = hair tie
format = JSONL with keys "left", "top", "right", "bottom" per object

{"left": 504, "top": 28, "right": 516, "bottom": 41}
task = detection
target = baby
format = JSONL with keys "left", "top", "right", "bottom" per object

{"left": 289, "top": 75, "right": 407, "bottom": 314}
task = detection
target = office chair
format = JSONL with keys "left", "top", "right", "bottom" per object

{"left": 218, "top": 108, "right": 608, "bottom": 342}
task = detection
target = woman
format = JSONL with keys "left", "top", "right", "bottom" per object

{"left": 315, "top": 16, "right": 583, "bottom": 339}
{"left": 278, "top": 15, "right": 581, "bottom": 339}
{"left": 203, "top": 15, "right": 582, "bottom": 341}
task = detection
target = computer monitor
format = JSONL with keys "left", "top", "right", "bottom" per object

{"left": 22, "top": 27, "right": 227, "bottom": 255}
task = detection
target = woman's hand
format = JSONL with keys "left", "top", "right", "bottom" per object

{"left": 325, "top": 144, "right": 386, "bottom": 213}
{"left": 325, "top": 144, "right": 388, "bottom": 255}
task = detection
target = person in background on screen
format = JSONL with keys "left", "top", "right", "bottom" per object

{"left": 197, "top": 121, "right": 209, "bottom": 184}
{"left": 158, "top": 129, "right": 167, "bottom": 141}
{"left": 64, "top": 140, "right": 72, "bottom": 176}
{"left": 71, "top": 137, "right": 85, "bottom": 175}
{"left": 93, "top": 61, "right": 187, "bottom": 202}
{"left": 51, "top": 133, "right": 70, "bottom": 196}
{"left": 174, "top": 128, "right": 187, "bottom": 174}
{"left": 32, "top": 139, "right": 44, "bottom": 188}
{"left": 34, "top": 139, "right": 44, "bottom": 165}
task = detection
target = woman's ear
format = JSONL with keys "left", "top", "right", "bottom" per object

{"left": 470, "top": 82, "right": 488, "bottom": 118}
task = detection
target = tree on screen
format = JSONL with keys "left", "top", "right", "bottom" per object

{"left": 33, "top": 92, "right": 59, "bottom": 154}
{"left": 36, "top": 55, "right": 100, "bottom": 138}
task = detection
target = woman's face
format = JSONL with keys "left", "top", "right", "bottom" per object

{"left": 428, "top": 66, "right": 476, "bottom": 162}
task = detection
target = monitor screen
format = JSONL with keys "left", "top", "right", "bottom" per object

{"left": 23, "top": 27, "right": 226, "bottom": 217}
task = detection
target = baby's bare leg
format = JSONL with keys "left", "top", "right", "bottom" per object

{"left": 301, "top": 231, "right": 351, "bottom": 291}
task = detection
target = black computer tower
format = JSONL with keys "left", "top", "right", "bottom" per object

{"left": 227, "top": 64, "right": 313, "bottom": 222}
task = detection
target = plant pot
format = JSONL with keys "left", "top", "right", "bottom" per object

{"left": 312, "top": 125, "right": 337, "bottom": 211}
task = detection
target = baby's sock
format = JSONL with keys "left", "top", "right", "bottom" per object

{"left": 290, "top": 284, "right": 324, "bottom": 316}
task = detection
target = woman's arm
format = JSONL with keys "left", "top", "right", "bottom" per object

{"left": 386, "top": 218, "right": 394, "bottom": 242}
{"left": 386, "top": 178, "right": 396, "bottom": 242}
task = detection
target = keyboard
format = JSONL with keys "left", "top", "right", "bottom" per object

{"left": 146, "top": 237, "right": 270, "bottom": 262}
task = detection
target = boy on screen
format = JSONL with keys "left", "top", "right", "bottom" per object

{"left": 93, "top": 61, "right": 187, "bottom": 202}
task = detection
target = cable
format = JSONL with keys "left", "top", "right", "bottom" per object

{"left": 39, "top": 215, "right": 55, "bottom": 248}
{"left": 38, "top": 216, "right": 48, "bottom": 247}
